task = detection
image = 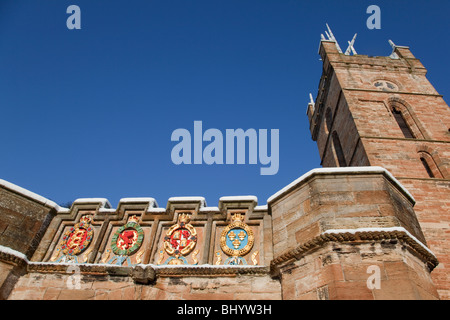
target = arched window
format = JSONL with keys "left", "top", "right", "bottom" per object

{"left": 332, "top": 131, "right": 347, "bottom": 167}
{"left": 388, "top": 98, "right": 425, "bottom": 139}
{"left": 420, "top": 157, "right": 435, "bottom": 178}
{"left": 419, "top": 151, "right": 444, "bottom": 179}
{"left": 392, "top": 106, "right": 415, "bottom": 138}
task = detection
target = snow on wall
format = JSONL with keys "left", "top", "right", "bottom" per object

{"left": 267, "top": 166, "right": 415, "bottom": 204}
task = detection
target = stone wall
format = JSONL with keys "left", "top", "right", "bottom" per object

{"left": 0, "top": 167, "right": 440, "bottom": 300}
{"left": 268, "top": 168, "right": 439, "bottom": 300}
{"left": 307, "top": 39, "right": 450, "bottom": 299}
{"left": 31, "top": 196, "right": 270, "bottom": 268}
{"left": 275, "top": 241, "right": 438, "bottom": 300}
{"left": 0, "top": 180, "right": 57, "bottom": 299}
{"left": 8, "top": 263, "right": 280, "bottom": 300}
{"left": 0, "top": 181, "right": 56, "bottom": 257}
{"left": 399, "top": 178, "right": 450, "bottom": 299}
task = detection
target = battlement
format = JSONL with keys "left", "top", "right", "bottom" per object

{"left": 0, "top": 25, "right": 446, "bottom": 298}
{"left": 306, "top": 27, "right": 450, "bottom": 300}
{"left": 0, "top": 165, "right": 441, "bottom": 300}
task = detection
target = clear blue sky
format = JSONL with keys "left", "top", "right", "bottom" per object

{"left": 0, "top": 0, "right": 449, "bottom": 208}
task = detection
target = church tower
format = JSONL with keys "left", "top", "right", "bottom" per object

{"left": 308, "top": 30, "right": 450, "bottom": 299}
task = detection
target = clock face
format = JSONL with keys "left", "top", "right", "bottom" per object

{"left": 373, "top": 80, "right": 398, "bottom": 91}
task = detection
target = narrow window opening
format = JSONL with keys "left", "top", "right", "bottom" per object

{"left": 420, "top": 157, "right": 435, "bottom": 178}
{"left": 392, "top": 107, "right": 415, "bottom": 138}
{"left": 332, "top": 132, "right": 347, "bottom": 167}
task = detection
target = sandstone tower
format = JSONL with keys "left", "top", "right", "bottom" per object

{"left": 307, "top": 35, "right": 450, "bottom": 299}
{"left": 0, "top": 29, "right": 447, "bottom": 301}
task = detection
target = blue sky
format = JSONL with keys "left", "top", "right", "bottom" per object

{"left": 0, "top": 0, "right": 449, "bottom": 208}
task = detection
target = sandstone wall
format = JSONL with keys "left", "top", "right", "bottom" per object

{"left": 269, "top": 168, "right": 439, "bottom": 300}
{"left": 0, "top": 168, "right": 440, "bottom": 300}
{"left": 8, "top": 264, "right": 280, "bottom": 300}
{"left": 307, "top": 40, "right": 450, "bottom": 299}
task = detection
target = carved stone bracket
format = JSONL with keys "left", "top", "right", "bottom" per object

{"left": 270, "top": 228, "right": 439, "bottom": 278}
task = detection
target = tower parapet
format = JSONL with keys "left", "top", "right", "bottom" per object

{"left": 0, "top": 26, "right": 447, "bottom": 300}
{"left": 308, "top": 26, "right": 450, "bottom": 299}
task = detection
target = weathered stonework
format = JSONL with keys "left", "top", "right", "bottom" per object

{"left": 276, "top": 241, "right": 438, "bottom": 300}
{"left": 0, "top": 166, "right": 440, "bottom": 300}
{"left": 1, "top": 36, "right": 447, "bottom": 300}
{"left": 308, "top": 39, "right": 450, "bottom": 299}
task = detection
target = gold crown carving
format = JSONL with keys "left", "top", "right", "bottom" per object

{"left": 128, "top": 215, "right": 140, "bottom": 223}
{"left": 80, "top": 215, "right": 93, "bottom": 224}
{"left": 231, "top": 213, "right": 245, "bottom": 223}
{"left": 178, "top": 213, "right": 192, "bottom": 224}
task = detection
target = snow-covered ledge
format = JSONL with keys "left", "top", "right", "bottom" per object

{"left": 0, "top": 179, "right": 64, "bottom": 211}
{"left": 267, "top": 166, "right": 415, "bottom": 205}
{"left": 0, "top": 244, "right": 29, "bottom": 264}
{"left": 0, "top": 178, "right": 270, "bottom": 215}
{"left": 0, "top": 244, "right": 268, "bottom": 281}
{"left": 270, "top": 226, "right": 439, "bottom": 277}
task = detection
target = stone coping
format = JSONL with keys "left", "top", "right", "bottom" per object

{"left": 0, "top": 179, "right": 268, "bottom": 216}
{"left": 25, "top": 263, "right": 269, "bottom": 277}
{"left": 0, "top": 245, "right": 269, "bottom": 283}
{"left": 2, "top": 167, "right": 412, "bottom": 218}
{"left": 267, "top": 166, "right": 415, "bottom": 206}
{"left": 270, "top": 227, "right": 439, "bottom": 277}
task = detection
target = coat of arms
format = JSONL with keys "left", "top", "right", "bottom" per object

{"left": 106, "top": 215, "right": 145, "bottom": 266}
{"left": 219, "top": 213, "right": 255, "bottom": 265}
{"left": 51, "top": 215, "right": 94, "bottom": 263}
{"left": 159, "top": 213, "right": 198, "bottom": 265}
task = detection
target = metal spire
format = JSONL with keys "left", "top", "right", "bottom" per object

{"left": 388, "top": 40, "right": 396, "bottom": 49}
{"left": 308, "top": 93, "right": 315, "bottom": 113}
{"left": 345, "top": 33, "right": 358, "bottom": 56}
{"left": 309, "top": 93, "right": 315, "bottom": 105}
{"left": 388, "top": 40, "right": 399, "bottom": 59}
{"left": 321, "top": 24, "right": 343, "bottom": 53}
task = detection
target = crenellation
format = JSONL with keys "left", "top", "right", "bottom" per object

{"left": 1, "top": 30, "right": 448, "bottom": 300}
{"left": 309, "top": 35, "right": 450, "bottom": 299}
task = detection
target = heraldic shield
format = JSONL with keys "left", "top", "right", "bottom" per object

{"left": 158, "top": 213, "right": 199, "bottom": 265}
{"left": 219, "top": 213, "right": 255, "bottom": 265}
{"left": 105, "top": 215, "right": 145, "bottom": 266}
{"left": 51, "top": 215, "right": 94, "bottom": 263}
